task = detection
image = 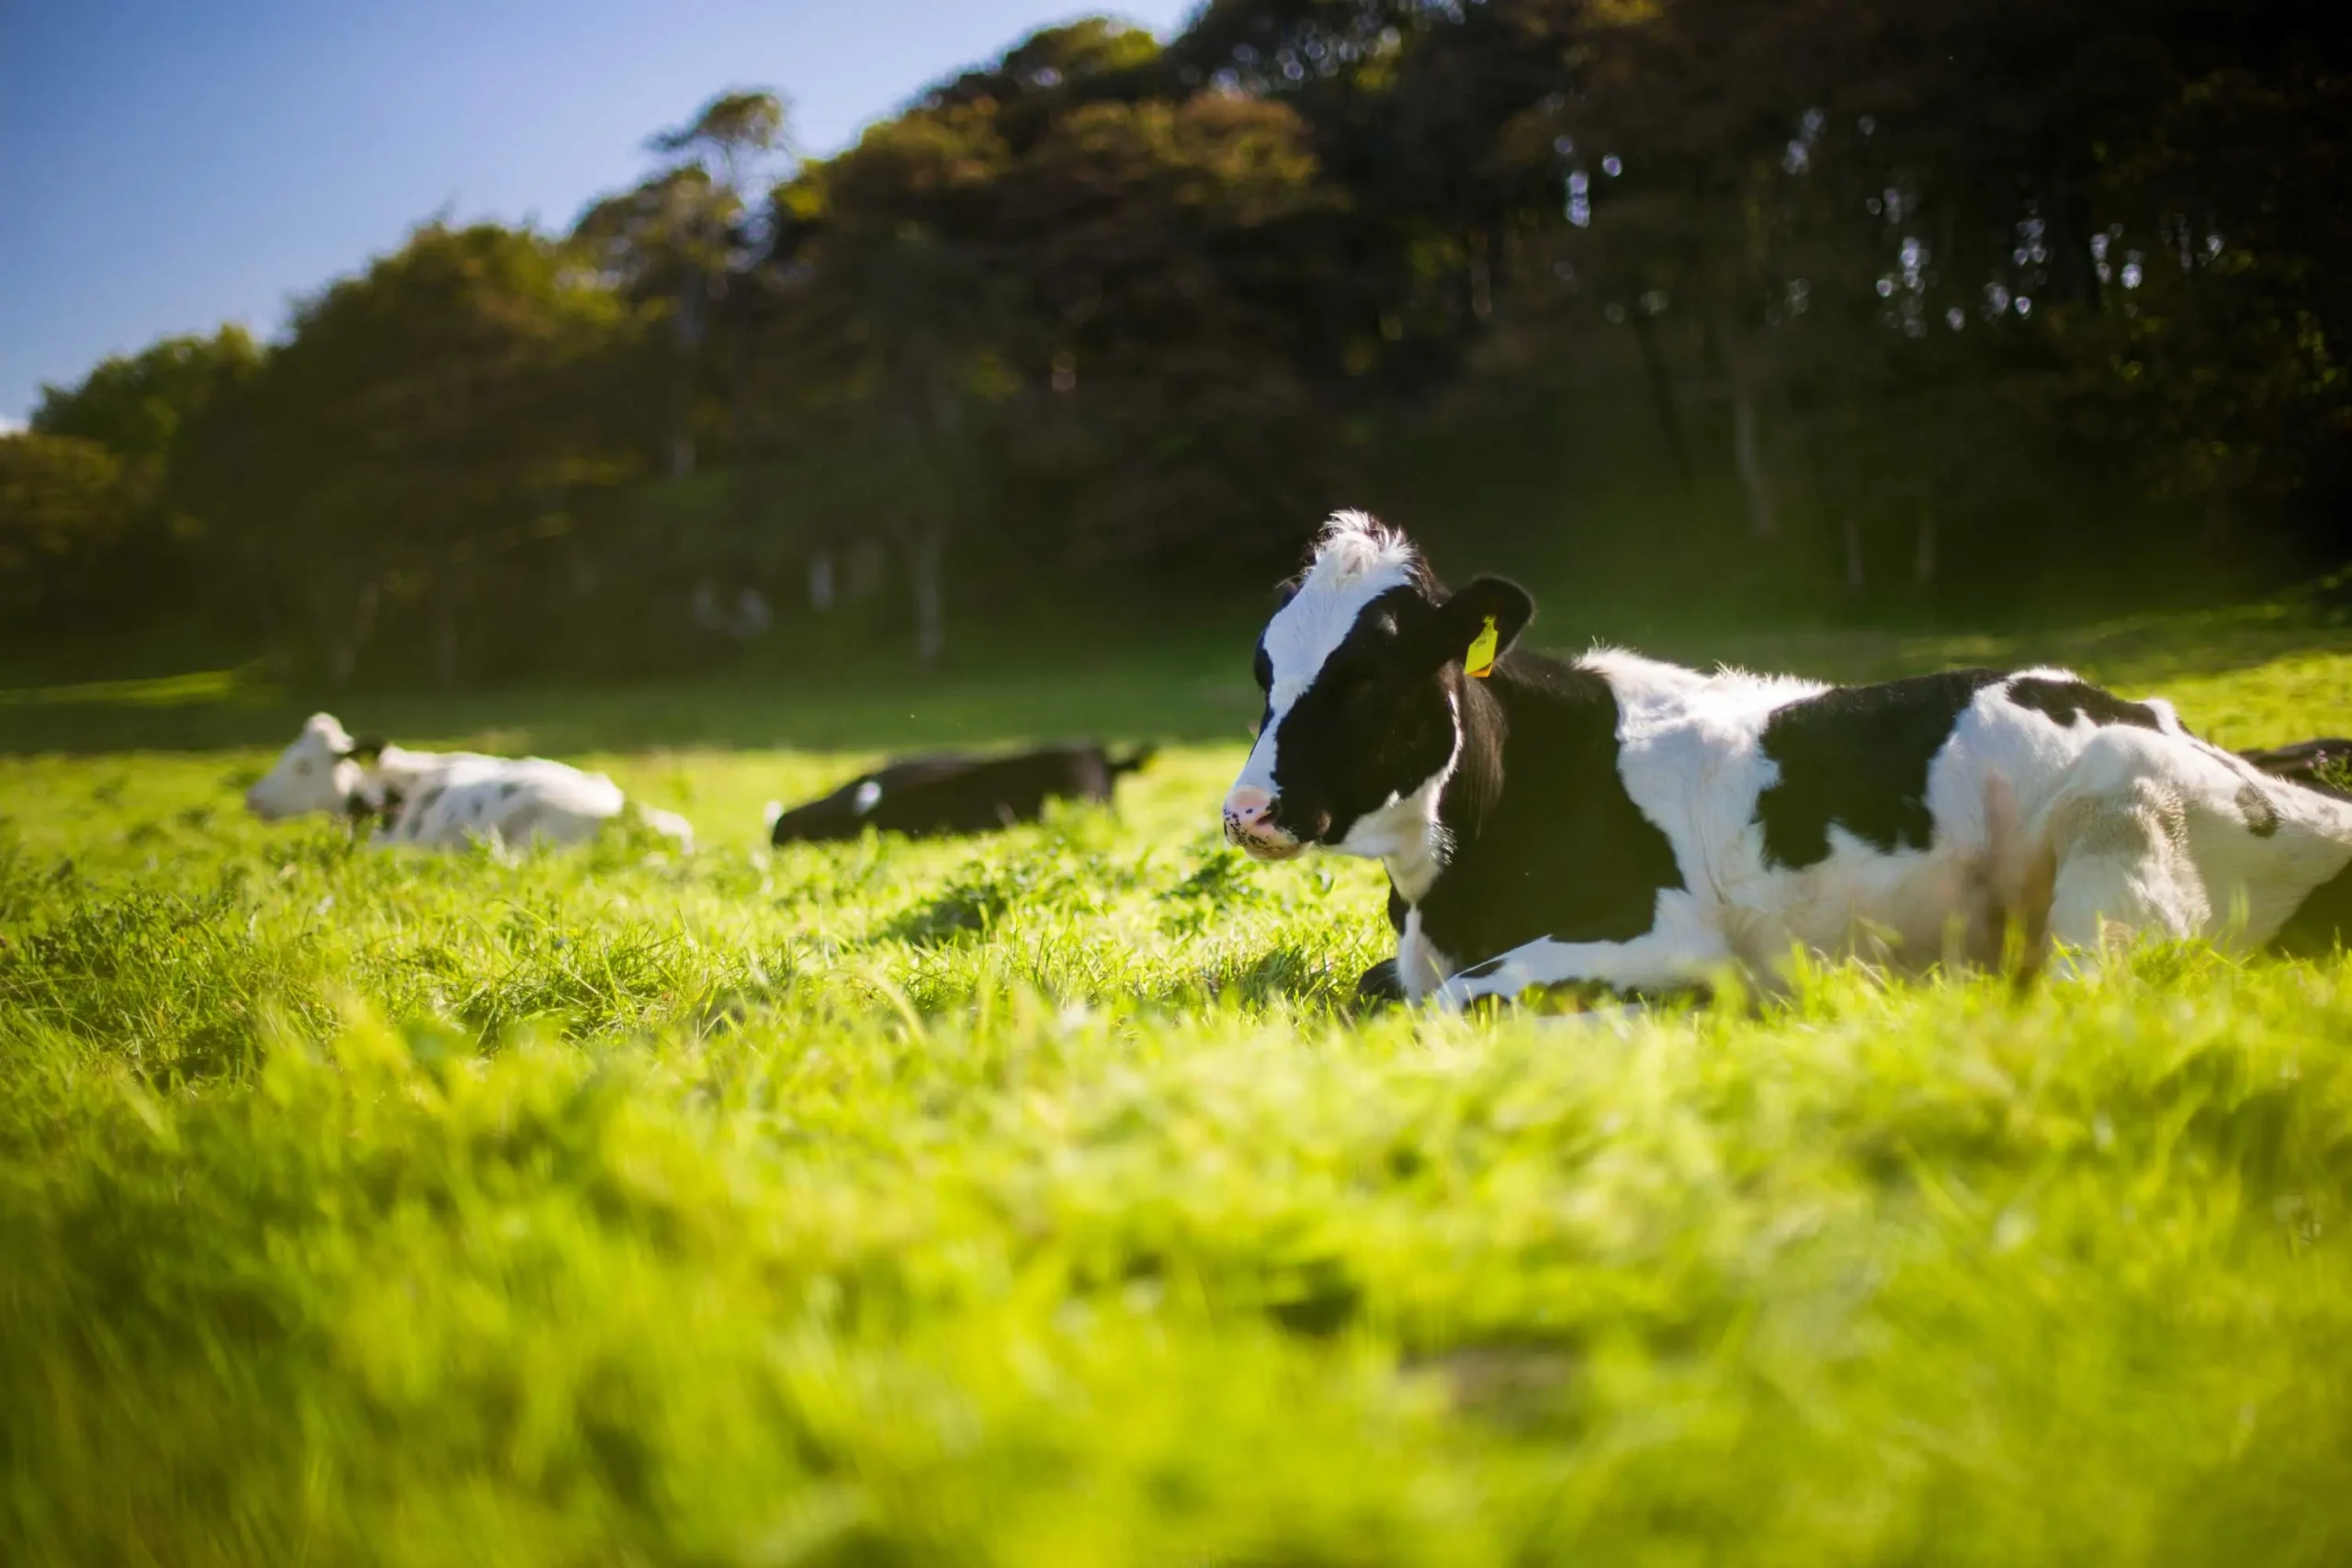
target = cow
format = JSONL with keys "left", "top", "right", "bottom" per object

{"left": 243, "top": 712, "right": 695, "bottom": 851}
{"left": 1222, "top": 511, "right": 2352, "bottom": 1010}
{"left": 2236, "top": 737, "right": 2352, "bottom": 798}
{"left": 767, "top": 744, "right": 1155, "bottom": 844}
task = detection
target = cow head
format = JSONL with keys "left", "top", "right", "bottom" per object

{"left": 1223, "top": 512, "right": 1532, "bottom": 861}
{"left": 244, "top": 713, "right": 385, "bottom": 820}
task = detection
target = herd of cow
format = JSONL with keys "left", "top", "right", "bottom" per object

{"left": 243, "top": 715, "right": 1149, "bottom": 852}
{"left": 243, "top": 511, "right": 2352, "bottom": 1010}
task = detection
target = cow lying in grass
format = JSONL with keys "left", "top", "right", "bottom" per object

{"left": 767, "top": 744, "right": 1155, "bottom": 844}
{"left": 244, "top": 713, "right": 695, "bottom": 851}
{"left": 1223, "top": 512, "right": 2352, "bottom": 1010}
{"left": 2236, "top": 737, "right": 2352, "bottom": 798}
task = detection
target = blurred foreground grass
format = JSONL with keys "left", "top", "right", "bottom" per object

{"left": 6, "top": 615, "right": 2352, "bottom": 1563}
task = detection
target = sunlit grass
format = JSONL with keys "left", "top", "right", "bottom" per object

{"left": 5, "top": 630, "right": 2352, "bottom": 1563}
{"left": 0, "top": 663, "right": 266, "bottom": 708}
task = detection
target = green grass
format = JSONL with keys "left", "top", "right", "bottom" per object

{"left": 6, "top": 617, "right": 2352, "bottom": 1564}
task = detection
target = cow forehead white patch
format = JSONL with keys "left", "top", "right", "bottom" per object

{"left": 1262, "top": 548, "right": 1419, "bottom": 710}
{"left": 1231, "top": 513, "right": 1422, "bottom": 800}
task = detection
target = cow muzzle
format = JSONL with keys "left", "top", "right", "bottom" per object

{"left": 1222, "top": 785, "right": 1305, "bottom": 861}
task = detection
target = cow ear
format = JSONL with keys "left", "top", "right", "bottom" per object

{"left": 1425, "top": 576, "right": 1534, "bottom": 672}
{"left": 348, "top": 735, "right": 387, "bottom": 765}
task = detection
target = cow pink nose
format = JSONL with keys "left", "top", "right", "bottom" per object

{"left": 1224, "top": 786, "right": 1274, "bottom": 833}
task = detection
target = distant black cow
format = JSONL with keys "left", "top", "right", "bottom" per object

{"left": 767, "top": 744, "right": 1156, "bottom": 844}
{"left": 2241, "top": 738, "right": 2352, "bottom": 799}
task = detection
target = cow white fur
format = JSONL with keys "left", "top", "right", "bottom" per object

{"left": 244, "top": 713, "right": 694, "bottom": 851}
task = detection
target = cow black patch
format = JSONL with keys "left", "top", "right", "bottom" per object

{"left": 2272, "top": 854, "right": 2352, "bottom": 957}
{"left": 1413, "top": 659, "right": 1684, "bottom": 965}
{"left": 1264, "top": 586, "right": 1458, "bottom": 847}
{"left": 2235, "top": 784, "right": 2281, "bottom": 838}
{"left": 1754, "top": 670, "right": 2008, "bottom": 869}
{"left": 499, "top": 782, "right": 520, "bottom": 798}
{"left": 2007, "top": 677, "right": 2163, "bottom": 732}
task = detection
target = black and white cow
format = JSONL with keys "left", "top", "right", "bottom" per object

{"left": 1223, "top": 512, "right": 2352, "bottom": 1010}
{"left": 245, "top": 713, "right": 695, "bottom": 851}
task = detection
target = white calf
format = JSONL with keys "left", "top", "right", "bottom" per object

{"left": 244, "top": 713, "right": 694, "bottom": 852}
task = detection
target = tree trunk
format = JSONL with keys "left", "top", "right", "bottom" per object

{"left": 433, "top": 582, "right": 460, "bottom": 688}
{"left": 328, "top": 583, "right": 380, "bottom": 689}
{"left": 1731, "top": 387, "right": 1775, "bottom": 538}
{"left": 898, "top": 526, "right": 945, "bottom": 667}
{"left": 671, "top": 268, "right": 704, "bottom": 478}
{"left": 906, "top": 525, "right": 944, "bottom": 671}
{"left": 729, "top": 323, "right": 752, "bottom": 460}
{"left": 243, "top": 537, "right": 283, "bottom": 666}
{"left": 1714, "top": 311, "right": 1778, "bottom": 540}
{"left": 1466, "top": 230, "right": 1494, "bottom": 322}
{"left": 1628, "top": 309, "right": 1691, "bottom": 490}
{"left": 1702, "top": 309, "right": 1777, "bottom": 539}
{"left": 2051, "top": 162, "right": 2099, "bottom": 309}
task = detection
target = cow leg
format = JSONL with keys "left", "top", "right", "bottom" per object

{"left": 1429, "top": 925, "right": 1729, "bottom": 1013}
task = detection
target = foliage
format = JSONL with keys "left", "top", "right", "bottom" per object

{"left": 29, "top": 325, "right": 261, "bottom": 472}
{"left": 174, "top": 224, "right": 648, "bottom": 685}
{"left": 0, "top": 433, "right": 134, "bottom": 621}
{"left": 13, "top": 328, "right": 261, "bottom": 635}
{"left": 8, "top": 628, "right": 2352, "bottom": 1561}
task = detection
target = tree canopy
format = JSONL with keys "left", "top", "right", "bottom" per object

{"left": 10, "top": 2, "right": 2348, "bottom": 682}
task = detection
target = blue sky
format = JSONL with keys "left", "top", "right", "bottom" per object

{"left": 0, "top": 0, "right": 1194, "bottom": 426}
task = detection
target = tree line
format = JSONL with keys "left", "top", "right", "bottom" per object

{"left": 6, "top": 0, "right": 2348, "bottom": 684}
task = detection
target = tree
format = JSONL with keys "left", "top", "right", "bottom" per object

{"left": 650, "top": 89, "right": 792, "bottom": 205}
{"left": 18, "top": 0, "right": 2352, "bottom": 673}
{"left": 583, "top": 89, "right": 796, "bottom": 476}
{"left": 183, "top": 222, "right": 641, "bottom": 684}
{"left": 24, "top": 327, "right": 263, "bottom": 630}
{"left": 767, "top": 103, "right": 1017, "bottom": 667}
{"left": 31, "top": 326, "right": 262, "bottom": 471}
{"left": 0, "top": 434, "right": 132, "bottom": 626}
{"left": 751, "top": 21, "right": 1345, "bottom": 664}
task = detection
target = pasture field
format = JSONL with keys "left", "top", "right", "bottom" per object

{"left": 8, "top": 606, "right": 2352, "bottom": 1565}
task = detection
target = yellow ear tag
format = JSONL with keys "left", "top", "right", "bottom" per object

{"left": 1464, "top": 615, "right": 1499, "bottom": 679}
